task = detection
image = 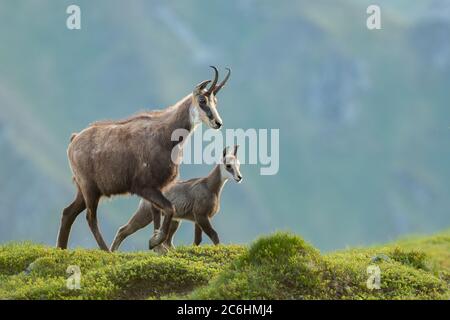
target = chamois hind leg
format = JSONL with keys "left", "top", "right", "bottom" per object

{"left": 110, "top": 203, "right": 155, "bottom": 252}
{"left": 57, "top": 187, "right": 86, "bottom": 249}
{"left": 196, "top": 216, "right": 219, "bottom": 245}
{"left": 84, "top": 192, "right": 109, "bottom": 252}
{"left": 138, "top": 188, "right": 175, "bottom": 249}
{"left": 163, "top": 220, "right": 181, "bottom": 249}
{"left": 193, "top": 223, "right": 202, "bottom": 246}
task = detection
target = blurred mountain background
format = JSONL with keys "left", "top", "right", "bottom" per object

{"left": 0, "top": 0, "right": 449, "bottom": 251}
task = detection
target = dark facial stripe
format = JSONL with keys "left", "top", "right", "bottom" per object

{"left": 199, "top": 103, "right": 214, "bottom": 120}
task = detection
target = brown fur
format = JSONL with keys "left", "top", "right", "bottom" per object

{"left": 57, "top": 95, "right": 195, "bottom": 251}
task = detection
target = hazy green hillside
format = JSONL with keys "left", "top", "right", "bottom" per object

{"left": 0, "top": 230, "right": 448, "bottom": 300}
{"left": 0, "top": 0, "right": 450, "bottom": 251}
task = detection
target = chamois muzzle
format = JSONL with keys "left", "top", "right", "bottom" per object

{"left": 213, "top": 119, "right": 223, "bottom": 129}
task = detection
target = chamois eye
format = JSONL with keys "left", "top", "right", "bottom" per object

{"left": 226, "top": 164, "right": 231, "bottom": 169}
{"left": 198, "top": 96, "right": 206, "bottom": 104}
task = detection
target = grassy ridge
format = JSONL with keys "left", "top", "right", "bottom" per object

{"left": 0, "top": 230, "right": 448, "bottom": 300}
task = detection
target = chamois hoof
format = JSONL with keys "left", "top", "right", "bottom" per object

{"left": 149, "top": 231, "right": 166, "bottom": 249}
{"left": 153, "top": 244, "right": 169, "bottom": 255}
{"left": 165, "top": 243, "right": 175, "bottom": 250}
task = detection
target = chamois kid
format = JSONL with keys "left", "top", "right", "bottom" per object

{"left": 110, "top": 145, "right": 243, "bottom": 251}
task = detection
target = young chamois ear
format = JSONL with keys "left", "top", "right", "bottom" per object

{"left": 222, "top": 146, "right": 229, "bottom": 158}
{"left": 233, "top": 144, "right": 239, "bottom": 156}
{"left": 221, "top": 145, "right": 243, "bottom": 183}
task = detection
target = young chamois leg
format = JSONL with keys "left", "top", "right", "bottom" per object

{"left": 163, "top": 220, "right": 181, "bottom": 249}
{"left": 138, "top": 189, "right": 175, "bottom": 249}
{"left": 57, "top": 186, "right": 86, "bottom": 249}
{"left": 110, "top": 202, "right": 156, "bottom": 252}
{"left": 195, "top": 216, "right": 219, "bottom": 245}
{"left": 194, "top": 224, "right": 202, "bottom": 246}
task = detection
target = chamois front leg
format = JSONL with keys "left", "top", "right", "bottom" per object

{"left": 194, "top": 223, "right": 202, "bottom": 246}
{"left": 150, "top": 208, "right": 167, "bottom": 252}
{"left": 149, "top": 207, "right": 161, "bottom": 248}
{"left": 138, "top": 188, "right": 175, "bottom": 249}
{"left": 152, "top": 207, "right": 161, "bottom": 230}
{"left": 163, "top": 220, "right": 181, "bottom": 249}
{"left": 196, "top": 216, "right": 219, "bottom": 245}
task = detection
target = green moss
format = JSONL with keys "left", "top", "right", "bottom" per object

{"left": 190, "top": 232, "right": 325, "bottom": 299}
{"left": 0, "top": 231, "right": 449, "bottom": 300}
{"left": 188, "top": 231, "right": 449, "bottom": 300}
{"left": 0, "top": 243, "right": 244, "bottom": 300}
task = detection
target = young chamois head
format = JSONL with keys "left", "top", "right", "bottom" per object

{"left": 221, "top": 145, "right": 243, "bottom": 183}
{"left": 192, "top": 66, "right": 231, "bottom": 130}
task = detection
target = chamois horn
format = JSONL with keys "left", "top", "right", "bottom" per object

{"left": 214, "top": 67, "right": 231, "bottom": 95}
{"left": 207, "top": 66, "right": 219, "bottom": 95}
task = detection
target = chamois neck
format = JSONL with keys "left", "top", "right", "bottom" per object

{"left": 206, "top": 165, "right": 228, "bottom": 195}
{"left": 165, "top": 94, "right": 194, "bottom": 133}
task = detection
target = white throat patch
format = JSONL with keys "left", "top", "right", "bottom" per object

{"left": 219, "top": 164, "right": 231, "bottom": 182}
{"left": 189, "top": 104, "right": 201, "bottom": 128}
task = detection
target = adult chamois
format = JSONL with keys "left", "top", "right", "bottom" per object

{"left": 57, "top": 67, "right": 231, "bottom": 251}
{"left": 110, "top": 145, "right": 243, "bottom": 252}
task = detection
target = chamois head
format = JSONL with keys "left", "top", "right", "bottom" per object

{"left": 192, "top": 66, "right": 231, "bottom": 130}
{"left": 221, "top": 145, "right": 243, "bottom": 183}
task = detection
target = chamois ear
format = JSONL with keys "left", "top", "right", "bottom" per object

{"left": 194, "top": 80, "right": 211, "bottom": 94}
{"left": 233, "top": 145, "right": 239, "bottom": 156}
